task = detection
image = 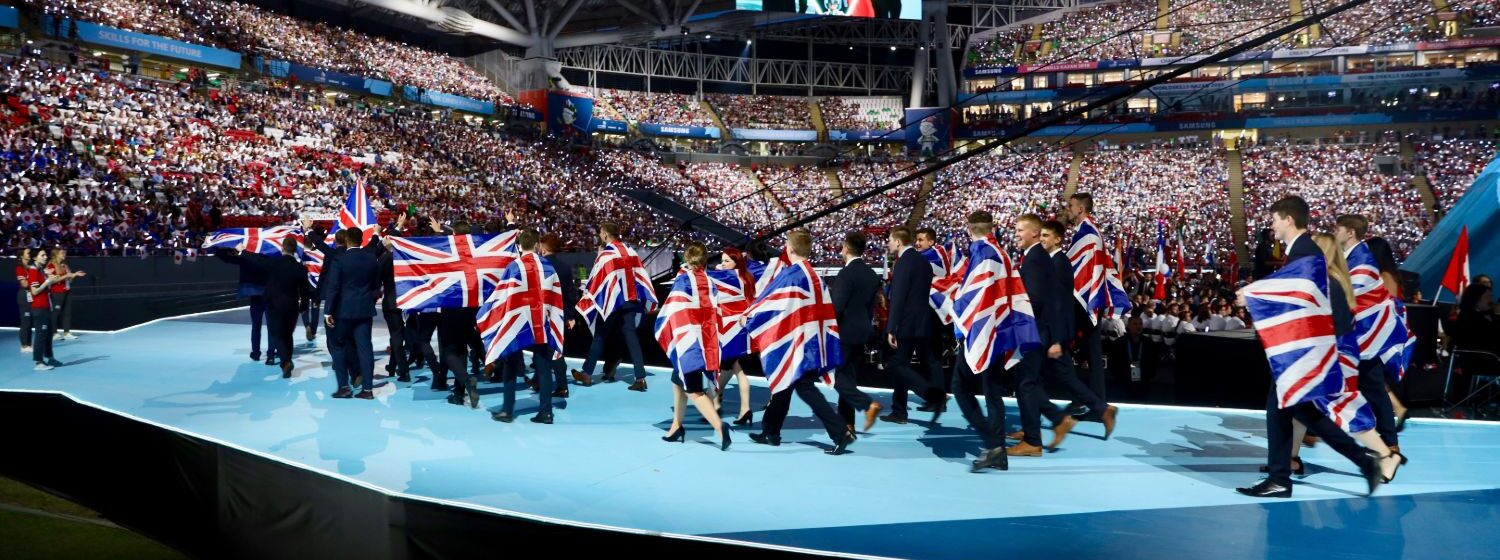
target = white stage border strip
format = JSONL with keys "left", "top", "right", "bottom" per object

{"left": 0, "top": 387, "right": 895, "bottom": 560}
{"left": 0, "top": 305, "right": 252, "bottom": 335}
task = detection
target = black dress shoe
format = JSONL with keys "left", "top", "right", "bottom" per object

{"left": 749, "top": 432, "right": 781, "bottom": 446}
{"left": 826, "top": 430, "right": 855, "bottom": 455}
{"left": 331, "top": 388, "right": 354, "bottom": 399}
{"left": 880, "top": 413, "right": 908, "bottom": 425}
{"left": 355, "top": 390, "right": 375, "bottom": 400}
{"left": 446, "top": 393, "right": 466, "bottom": 406}
{"left": 970, "top": 447, "right": 1009, "bottom": 473}
{"left": 1236, "top": 479, "right": 1292, "bottom": 498}
{"left": 281, "top": 362, "right": 293, "bottom": 379}
{"left": 531, "top": 412, "right": 553, "bottom": 424}
{"left": 552, "top": 388, "right": 570, "bottom": 399}
{"left": 250, "top": 351, "right": 261, "bottom": 361}
{"left": 397, "top": 373, "right": 411, "bottom": 383}
{"left": 1064, "top": 402, "right": 1090, "bottom": 417}
{"left": 264, "top": 356, "right": 277, "bottom": 366}
{"left": 492, "top": 411, "right": 515, "bottom": 423}
{"left": 465, "top": 377, "right": 480, "bottom": 409}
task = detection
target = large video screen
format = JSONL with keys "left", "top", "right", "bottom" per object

{"left": 736, "top": 0, "right": 921, "bottom": 20}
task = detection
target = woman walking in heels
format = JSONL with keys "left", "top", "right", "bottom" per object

{"left": 656, "top": 243, "right": 732, "bottom": 450}
{"left": 710, "top": 248, "right": 762, "bottom": 427}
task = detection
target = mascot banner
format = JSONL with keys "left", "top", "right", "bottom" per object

{"left": 904, "top": 107, "right": 951, "bottom": 159}
{"left": 547, "top": 90, "right": 596, "bottom": 140}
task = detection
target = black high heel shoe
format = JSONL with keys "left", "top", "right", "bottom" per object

{"left": 662, "top": 427, "right": 685, "bottom": 443}
{"left": 1382, "top": 452, "right": 1405, "bottom": 483}
{"left": 1396, "top": 411, "right": 1410, "bottom": 433}
{"left": 1258, "top": 458, "right": 1305, "bottom": 476}
{"left": 733, "top": 411, "right": 753, "bottom": 426}
{"left": 719, "top": 424, "right": 732, "bottom": 451}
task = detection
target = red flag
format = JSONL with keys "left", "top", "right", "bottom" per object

{"left": 1441, "top": 226, "right": 1470, "bottom": 297}
{"left": 1228, "top": 250, "right": 1239, "bottom": 286}
{"left": 1175, "top": 234, "right": 1187, "bottom": 279}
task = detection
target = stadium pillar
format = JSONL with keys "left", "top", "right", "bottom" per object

{"left": 932, "top": 1, "right": 957, "bottom": 107}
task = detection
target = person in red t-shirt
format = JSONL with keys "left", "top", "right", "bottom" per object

{"left": 15, "top": 248, "right": 33, "bottom": 354}
{"left": 28, "top": 250, "right": 86, "bottom": 370}
{"left": 46, "top": 249, "right": 80, "bottom": 340}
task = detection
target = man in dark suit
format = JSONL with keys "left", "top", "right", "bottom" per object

{"left": 1036, "top": 220, "right": 1118, "bottom": 448}
{"left": 540, "top": 234, "right": 576, "bottom": 399}
{"left": 832, "top": 232, "right": 881, "bottom": 432}
{"left": 881, "top": 225, "right": 946, "bottom": 424}
{"left": 218, "top": 239, "right": 312, "bottom": 378}
{"left": 435, "top": 220, "right": 484, "bottom": 408}
{"left": 949, "top": 211, "right": 1012, "bottom": 473}
{"left": 1010, "top": 214, "right": 1062, "bottom": 457}
{"left": 324, "top": 228, "right": 382, "bottom": 399}
{"left": 378, "top": 234, "right": 410, "bottom": 383}
{"left": 1237, "top": 196, "right": 1382, "bottom": 498}
{"left": 305, "top": 221, "right": 384, "bottom": 387}
{"left": 218, "top": 244, "right": 271, "bottom": 365}
{"left": 1065, "top": 193, "right": 1111, "bottom": 410}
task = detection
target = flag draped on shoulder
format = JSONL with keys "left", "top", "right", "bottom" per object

{"left": 202, "top": 225, "right": 302, "bottom": 256}
{"left": 949, "top": 235, "right": 1042, "bottom": 373}
{"left": 477, "top": 252, "right": 565, "bottom": 364}
{"left": 1313, "top": 333, "right": 1376, "bottom": 433}
{"left": 576, "top": 241, "right": 659, "bottom": 333}
{"left": 707, "top": 267, "right": 756, "bottom": 360}
{"left": 1069, "top": 218, "right": 1130, "bottom": 322}
{"left": 301, "top": 247, "right": 324, "bottom": 288}
{"left": 1347, "top": 242, "right": 1412, "bottom": 378}
{"left": 922, "top": 240, "right": 966, "bottom": 324}
{"left": 389, "top": 231, "right": 520, "bottom": 311}
{"left": 746, "top": 260, "right": 840, "bottom": 394}
{"left": 329, "top": 175, "right": 376, "bottom": 245}
{"left": 655, "top": 267, "right": 723, "bottom": 376}
{"left": 751, "top": 249, "right": 791, "bottom": 299}
{"left": 1241, "top": 255, "right": 1346, "bottom": 409}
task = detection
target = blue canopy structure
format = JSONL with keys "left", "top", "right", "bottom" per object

{"left": 1402, "top": 152, "right": 1500, "bottom": 302}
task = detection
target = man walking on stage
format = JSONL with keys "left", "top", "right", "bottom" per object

{"left": 481, "top": 229, "right": 564, "bottom": 424}
{"left": 1037, "top": 219, "right": 1118, "bottom": 448}
{"left": 831, "top": 232, "right": 882, "bottom": 432}
{"left": 1064, "top": 193, "right": 1114, "bottom": 414}
{"left": 881, "top": 226, "right": 947, "bottom": 424}
{"left": 572, "top": 223, "right": 657, "bottom": 392}
{"left": 221, "top": 238, "right": 313, "bottom": 379}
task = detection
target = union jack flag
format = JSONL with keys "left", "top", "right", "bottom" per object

{"left": 746, "top": 259, "right": 840, "bottom": 395}
{"left": 1313, "top": 333, "right": 1376, "bottom": 433}
{"left": 328, "top": 176, "right": 376, "bottom": 245}
{"left": 1069, "top": 218, "right": 1130, "bottom": 322}
{"left": 947, "top": 235, "right": 1041, "bottom": 373}
{"left": 751, "top": 249, "right": 791, "bottom": 299}
{"left": 923, "top": 240, "right": 967, "bottom": 324}
{"left": 1386, "top": 299, "right": 1416, "bottom": 381}
{"left": 302, "top": 247, "right": 324, "bottom": 288}
{"left": 576, "top": 241, "right": 658, "bottom": 333}
{"left": 708, "top": 267, "right": 755, "bottom": 360}
{"left": 1347, "top": 242, "right": 1412, "bottom": 376}
{"left": 201, "top": 225, "right": 302, "bottom": 256}
{"left": 389, "top": 231, "right": 520, "bottom": 311}
{"left": 655, "top": 267, "right": 724, "bottom": 376}
{"left": 1242, "top": 255, "right": 1347, "bottom": 409}
{"left": 478, "top": 252, "right": 565, "bottom": 364}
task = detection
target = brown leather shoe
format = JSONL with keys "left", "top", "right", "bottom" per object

{"left": 1049, "top": 416, "right": 1078, "bottom": 451}
{"left": 571, "top": 369, "right": 594, "bottom": 387}
{"left": 1006, "top": 442, "right": 1043, "bottom": 457}
{"left": 1101, "top": 405, "right": 1119, "bottom": 440}
{"left": 863, "top": 402, "right": 882, "bottom": 432}
{"left": 1006, "top": 431, "right": 1024, "bottom": 441}
{"left": 627, "top": 379, "right": 648, "bottom": 392}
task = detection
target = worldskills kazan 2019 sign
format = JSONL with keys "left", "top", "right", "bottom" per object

{"left": 736, "top": 0, "right": 920, "bottom": 20}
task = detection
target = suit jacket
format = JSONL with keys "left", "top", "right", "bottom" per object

{"left": 311, "top": 228, "right": 384, "bottom": 297}
{"left": 216, "top": 251, "right": 267, "bottom": 297}
{"left": 1050, "top": 249, "right": 1077, "bottom": 342}
{"left": 1284, "top": 232, "right": 1352, "bottom": 336}
{"left": 1106, "top": 335, "right": 1161, "bottom": 383}
{"left": 378, "top": 250, "right": 399, "bottom": 313}
{"left": 1019, "top": 243, "right": 1065, "bottom": 346}
{"left": 885, "top": 247, "right": 936, "bottom": 339}
{"left": 833, "top": 258, "right": 880, "bottom": 346}
{"left": 223, "top": 251, "right": 308, "bottom": 312}
{"left": 324, "top": 249, "right": 380, "bottom": 319}
{"left": 552, "top": 256, "right": 581, "bottom": 321}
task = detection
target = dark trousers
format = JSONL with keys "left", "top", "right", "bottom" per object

{"left": 413, "top": 312, "right": 439, "bottom": 370}
{"left": 466, "top": 323, "right": 484, "bottom": 372}
{"left": 1013, "top": 349, "right": 1049, "bottom": 447}
{"left": 582, "top": 307, "right": 645, "bottom": 382}
{"left": 1042, "top": 342, "right": 1107, "bottom": 422}
{"left": 437, "top": 308, "right": 478, "bottom": 392}
{"left": 1358, "top": 359, "right": 1399, "bottom": 447}
{"left": 834, "top": 341, "right": 874, "bottom": 426}
{"left": 17, "top": 290, "right": 31, "bottom": 348}
{"left": 503, "top": 345, "right": 554, "bottom": 416}
{"left": 1264, "top": 388, "right": 1373, "bottom": 485}
{"left": 268, "top": 306, "right": 297, "bottom": 367}
{"left": 382, "top": 309, "right": 407, "bottom": 376}
{"left": 52, "top": 291, "right": 72, "bottom": 333}
{"left": 249, "top": 295, "right": 267, "bottom": 357}
{"left": 760, "top": 372, "right": 845, "bottom": 440}
{"left": 886, "top": 336, "right": 944, "bottom": 415}
{"left": 326, "top": 316, "right": 348, "bottom": 382}
{"left": 1078, "top": 321, "right": 1106, "bottom": 400}
{"left": 301, "top": 301, "right": 321, "bottom": 338}
{"left": 332, "top": 317, "right": 374, "bottom": 391}
{"left": 952, "top": 358, "right": 1007, "bottom": 449}
{"left": 30, "top": 306, "right": 53, "bottom": 363}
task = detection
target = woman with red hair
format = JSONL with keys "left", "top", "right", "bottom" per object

{"left": 713, "top": 247, "right": 763, "bottom": 426}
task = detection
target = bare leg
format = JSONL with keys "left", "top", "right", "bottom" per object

{"left": 670, "top": 384, "right": 688, "bottom": 434}
{"left": 1353, "top": 430, "right": 1400, "bottom": 480}
{"left": 735, "top": 368, "right": 752, "bottom": 418}
{"left": 688, "top": 391, "right": 724, "bottom": 432}
{"left": 1290, "top": 420, "right": 1307, "bottom": 459}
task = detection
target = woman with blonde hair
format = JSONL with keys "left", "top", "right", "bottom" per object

{"left": 1284, "top": 234, "right": 1404, "bottom": 482}
{"left": 47, "top": 249, "right": 78, "bottom": 340}
{"left": 654, "top": 242, "right": 731, "bottom": 450}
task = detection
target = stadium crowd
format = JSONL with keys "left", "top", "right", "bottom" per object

{"left": 707, "top": 94, "right": 814, "bottom": 130}
{"left": 597, "top": 89, "right": 714, "bottom": 127}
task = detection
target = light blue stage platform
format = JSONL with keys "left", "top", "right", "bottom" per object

{"left": 3, "top": 308, "right": 1499, "bottom": 559}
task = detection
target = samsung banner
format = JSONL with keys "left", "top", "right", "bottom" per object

{"left": 262, "top": 59, "right": 392, "bottom": 96}
{"left": 953, "top": 109, "right": 1500, "bottom": 139}
{"left": 968, "top": 39, "right": 1500, "bottom": 77}
{"left": 402, "top": 86, "right": 495, "bottom": 115}
{"left": 829, "top": 129, "right": 903, "bottom": 142}
{"left": 51, "top": 19, "right": 241, "bottom": 68}
{"left": 0, "top": 5, "right": 18, "bottom": 29}
{"left": 730, "top": 128, "right": 818, "bottom": 142}
{"left": 905, "top": 107, "right": 950, "bottom": 157}
{"left": 637, "top": 123, "right": 721, "bottom": 139}
{"left": 547, "top": 90, "right": 596, "bottom": 139}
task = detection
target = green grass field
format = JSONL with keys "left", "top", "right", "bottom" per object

{"left": 0, "top": 476, "right": 186, "bottom": 560}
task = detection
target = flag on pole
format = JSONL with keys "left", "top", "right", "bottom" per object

{"left": 1440, "top": 225, "right": 1471, "bottom": 300}
{"left": 328, "top": 175, "right": 376, "bottom": 246}
{"left": 1153, "top": 221, "right": 1169, "bottom": 300}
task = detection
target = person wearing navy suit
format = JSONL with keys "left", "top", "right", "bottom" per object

{"left": 323, "top": 228, "right": 383, "bottom": 399}
{"left": 306, "top": 222, "right": 383, "bottom": 388}
{"left": 1035, "top": 220, "right": 1117, "bottom": 449}
{"left": 1237, "top": 196, "right": 1382, "bottom": 499}
{"left": 219, "top": 238, "right": 313, "bottom": 379}
{"left": 1010, "top": 214, "right": 1062, "bottom": 457}
{"left": 880, "top": 226, "right": 947, "bottom": 424}
{"left": 832, "top": 232, "right": 882, "bottom": 432}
